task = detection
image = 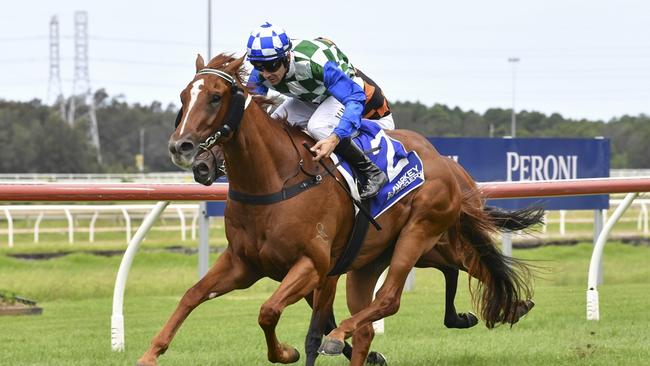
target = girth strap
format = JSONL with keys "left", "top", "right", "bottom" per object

{"left": 228, "top": 175, "right": 322, "bottom": 205}
{"left": 327, "top": 199, "right": 372, "bottom": 276}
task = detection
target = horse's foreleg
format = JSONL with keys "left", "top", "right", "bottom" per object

{"left": 439, "top": 266, "right": 478, "bottom": 329}
{"left": 322, "top": 232, "right": 443, "bottom": 353}
{"left": 259, "top": 256, "right": 320, "bottom": 364}
{"left": 137, "top": 250, "right": 258, "bottom": 366}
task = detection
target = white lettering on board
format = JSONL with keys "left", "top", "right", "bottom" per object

{"left": 506, "top": 152, "right": 578, "bottom": 181}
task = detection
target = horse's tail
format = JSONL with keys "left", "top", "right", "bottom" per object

{"left": 449, "top": 190, "right": 544, "bottom": 328}
{"left": 484, "top": 205, "right": 545, "bottom": 232}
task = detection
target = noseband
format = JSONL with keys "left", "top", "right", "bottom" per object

{"left": 194, "top": 68, "right": 252, "bottom": 151}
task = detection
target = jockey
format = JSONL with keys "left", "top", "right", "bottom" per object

{"left": 245, "top": 22, "right": 394, "bottom": 200}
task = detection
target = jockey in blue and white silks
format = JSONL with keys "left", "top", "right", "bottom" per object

{"left": 245, "top": 22, "right": 394, "bottom": 200}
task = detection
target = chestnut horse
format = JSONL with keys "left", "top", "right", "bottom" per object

{"left": 191, "top": 141, "right": 537, "bottom": 365}
{"left": 138, "top": 54, "right": 540, "bottom": 366}
{"left": 191, "top": 146, "right": 482, "bottom": 365}
{"left": 191, "top": 145, "right": 483, "bottom": 332}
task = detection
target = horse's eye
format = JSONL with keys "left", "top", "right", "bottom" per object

{"left": 211, "top": 94, "right": 221, "bottom": 104}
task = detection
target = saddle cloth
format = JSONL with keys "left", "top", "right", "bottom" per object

{"left": 331, "top": 120, "right": 425, "bottom": 219}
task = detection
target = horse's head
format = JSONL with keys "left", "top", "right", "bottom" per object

{"left": 169, "top": 54, "right": 248, "bottom": 169}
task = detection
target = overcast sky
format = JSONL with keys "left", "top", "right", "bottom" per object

{"left": 1, "top": 0, "right": 648, "bottom": 121}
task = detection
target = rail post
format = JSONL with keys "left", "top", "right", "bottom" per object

{"left": 587, "top": 192, "right": 639, "bottom": 321}
{"left": 34, "top": 212, "right": 44, "bottom": 243}
{"left": 89, "top": 211, "right": 99, "bottom": 242}
{"left": 64, "top": 208, "right": 74, "bottom": 244}
{"left": 198, "top": 202, "right": 209, "bottom": 278}
{"left": 3, "top": 208, "right": 13, "bottom": 248}
{"left": 111, "top": 201, "right": 169, "bottom": 351}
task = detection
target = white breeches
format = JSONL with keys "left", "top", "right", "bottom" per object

{"left": 271, "top": 96, "right": 395, "bottom": 140}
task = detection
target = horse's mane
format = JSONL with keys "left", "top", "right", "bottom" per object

{"left": 206, "top": 53, "right": 247, "bottom": 86}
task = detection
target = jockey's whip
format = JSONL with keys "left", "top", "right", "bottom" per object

{"left": 302, "top": 142, "right": 382, "bottom": 231}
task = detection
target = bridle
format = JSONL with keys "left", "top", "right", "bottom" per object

{"left": 177, "top": 67, "right": 325, "bottom": 205}
{"left": 173, "top": 67, "right": 252, "bottom": 151}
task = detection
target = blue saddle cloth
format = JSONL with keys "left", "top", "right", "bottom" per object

{"left": 332, "top": 120, "right": 425, "bottom": 219}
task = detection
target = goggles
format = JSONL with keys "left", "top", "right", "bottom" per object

{"left": 251, "top": 58, "right": 286, "bottom": 73}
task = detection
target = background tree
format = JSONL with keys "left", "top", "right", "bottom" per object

{"left": 0, "top": 95, "right": 648, "bottom": 172}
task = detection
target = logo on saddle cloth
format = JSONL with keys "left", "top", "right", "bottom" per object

{"left": 332, "top": 121, "right": 425, "bottom": 219}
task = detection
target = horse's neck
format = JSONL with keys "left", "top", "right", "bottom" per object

{"left": 223, "top": 103, "right": 299, "bottom": 194}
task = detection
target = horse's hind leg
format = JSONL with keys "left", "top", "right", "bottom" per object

{"left": 439, "top": 266, "right": 478, "bottom": 329}
{"left": 259, "top": 256, "right": 321, "bottom": 364}
{"left": 304, "top": 279, "right": 386, "bottom": 366}
{"left": 416, "top": 248, "right": 478, "bottom": 329}
{"left": 304, "top": 277, "right": 342, "bottom": 366}
{"left": 453, "top": 241, "right": 534, "bottom": 326}
{"left": 137, "top": 250, "right": 259, "bottom": 366}
{"left": 345, "top": 267, "right": 388, "bottom": 366}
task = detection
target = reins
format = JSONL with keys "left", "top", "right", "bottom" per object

{"left": 226, "top": 127, "right": 326, "bottom": 205}
{"left": 283, "top": 127, "right": 326, "bottom": 181}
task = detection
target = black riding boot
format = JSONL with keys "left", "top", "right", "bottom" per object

{"left": 335, "top": 137, "right": 388, "bottom": 200}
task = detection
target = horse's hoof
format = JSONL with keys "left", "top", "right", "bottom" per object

{"left": 510, "top": 299, "right": 536, "bottom": 325}
{"left": 136, "top": 357, "right": 157, "bottom": 366}
{"left": 525, "top": 299, "right": 535, "bottom": 312}
{"left": 318, "top": 336, "right": 345, "bottom": 356}
{"left": 445, "top": 312, "right": 479, "bottom": 329}
{"left": 284, "top": 347, "right": 300, "bottom": 363}
{"left": 366, "top": 351, "right": 388, "bottom": 365}
{"left": 517, "top": 299, "right": 535, "bottom": 320}
{"left": 270, "top": 344, "right": 300, "bottom": 364}
{"left": 460, "top": 312, "right": 479, "bottom": 328}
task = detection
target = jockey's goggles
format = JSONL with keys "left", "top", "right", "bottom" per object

{"left": 251, "top": 58, "right": 285, "bottom": 73}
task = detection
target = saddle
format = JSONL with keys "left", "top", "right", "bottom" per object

{"left": 327, "top": 120, "right": 425, "bottom": 275}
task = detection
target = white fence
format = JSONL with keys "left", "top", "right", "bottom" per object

{"left": 0, "top": 204, "right": 199, "bottom": 247}
{"left": 4, "top": 198, "right": 649, "bottom": 248}
{"left": 544, "top": 198, "right": 649, "bottom": 236}
{"left": 0, "top": 172, "right": 193, "bottom": 183}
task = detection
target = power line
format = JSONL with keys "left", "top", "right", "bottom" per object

{"left": 87, "top": 35, "right": 203, "bottom": 47}
{"left": 0, "top": 36, "right": 48, "bottom": 42}
{"left": 4, "top": 33, "right": 650, "bottom": 57}
{"left": 0, "top": 58, "right": 47, "bottom": 64}
{"left": 89, "top": 58, "right": 188, "bottom": 67}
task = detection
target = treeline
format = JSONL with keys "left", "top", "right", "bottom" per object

{"left": 0, "top": 93, "right": 649, "bottom": 173}
{"left": 0, "top": 92, "right": 177, "bottom": 173}
{"left": 391, "top": 101, "right": 650, "bottom": 168}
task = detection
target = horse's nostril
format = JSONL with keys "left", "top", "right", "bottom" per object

{"left": 178, "top": 141, "right": 195, "bottom": 154}
{"left": 192, "top": 161, "right": 213, "bottom": 186}
{"left": 194, "top": 162, "right": 209, "bottom": 176}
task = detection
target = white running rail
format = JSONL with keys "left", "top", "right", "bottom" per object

{"left": 0, "top": 204, "right": 199, "bottom": 246}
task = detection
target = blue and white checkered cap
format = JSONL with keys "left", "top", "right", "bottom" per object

{"left": 246, "top": 22, "right": 292, "bottom": 61}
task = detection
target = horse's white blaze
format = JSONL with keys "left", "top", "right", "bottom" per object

{"left": 179, "top": 79, "right": 204, "bottom": 135}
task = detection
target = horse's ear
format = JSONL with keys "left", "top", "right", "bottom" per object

{"left": 174, "top": 107, "right": 183, "bottom": 128}
{"left": 195, "top": 54, "right": 205, "bottom": 72}
{"left": 224, "top": 56, "right": 245, "bottom": 74}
